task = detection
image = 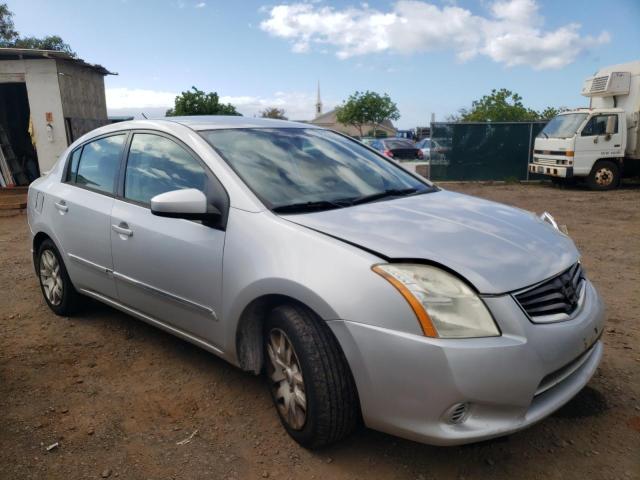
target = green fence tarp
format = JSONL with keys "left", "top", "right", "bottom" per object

{"left": 430, "top": 122, "right": 547, "bottom": 181}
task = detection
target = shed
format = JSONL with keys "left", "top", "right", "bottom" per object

{"left": 0, "top": 48, "right": 115, "bottom": 187}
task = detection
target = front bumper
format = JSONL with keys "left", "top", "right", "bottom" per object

{"left": 329, "top": 280, "right": 605, "bottom": 446}
{"left": 529, "top": 163, "right": 573, "bottom": 178}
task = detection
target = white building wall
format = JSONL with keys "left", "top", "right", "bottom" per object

{"left": 0, "top": 58, "right": 67, "bottom": 173}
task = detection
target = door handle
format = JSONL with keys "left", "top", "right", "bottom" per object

{"left": 54, "top": 201, "right": 68, "bottom": 213}
{"left": 593, "top": 137, "right": 598, "bottom": 144}
{"left": 112, "top": 223, "right": 133, "bottom": 237}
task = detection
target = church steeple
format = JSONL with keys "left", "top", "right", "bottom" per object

{"left": 315, "top": 81, "right": 322, "bottom": 117}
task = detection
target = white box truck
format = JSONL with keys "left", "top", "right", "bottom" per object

{"left": 529, "top": 61, "right": 640, "bottom": 189}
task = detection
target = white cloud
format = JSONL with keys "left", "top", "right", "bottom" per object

{"left": 106, "top": 88, "right": 328, "bottom": 120}
{"left": 195, "top": 2, "right": 206, "bottom": 8}
{"left": 259, "top": 0, "right": 610, "bottom": 69}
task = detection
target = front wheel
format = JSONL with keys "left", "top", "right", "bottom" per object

{"left": 587, "top": 160, "right": 620, "bottom": 190}
{"left": 264, "top": 305, "right": 359, "bottom": 448}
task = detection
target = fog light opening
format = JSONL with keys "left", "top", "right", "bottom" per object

{"left": 445, "top": 402, "right": 470, "bottom": 425}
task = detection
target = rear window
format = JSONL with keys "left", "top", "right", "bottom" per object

{"left": 384, "top": 139, "right": 415, "bottom": 149}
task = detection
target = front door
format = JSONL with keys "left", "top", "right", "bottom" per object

{"left": 110, "top": 132, "right": 226, "bottom": 347}
{"left": 49, "top": 133, "right": 127, "bottom": 299}
{"left": 574, "top": 113, "right": 624, "bottom": 175}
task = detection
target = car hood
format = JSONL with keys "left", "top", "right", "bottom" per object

{"left": 283, "top": 190, "right": 579, "bottom": 294}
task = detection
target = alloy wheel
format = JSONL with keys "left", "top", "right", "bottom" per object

{"left": 266, "top": 328, "right": 307, "bottom": 430}
{"left": 40, "top": 250, "right": 63, "bottom": 306}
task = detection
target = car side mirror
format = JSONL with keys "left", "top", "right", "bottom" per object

{"left": 151, "top": 188, "right": 221, "bottom": 222}
{"left": 605, "top": 116, "right": 616, "bottom": 138}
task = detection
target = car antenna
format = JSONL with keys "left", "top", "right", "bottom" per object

{"left": 141, "top": 112, "right": 148, "bottom": 119}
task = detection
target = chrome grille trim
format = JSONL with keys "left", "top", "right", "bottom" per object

{"left": 514, "top": 263, "right": 585, "bottom": 322}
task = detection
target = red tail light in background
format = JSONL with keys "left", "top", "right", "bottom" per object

{"left": 384, "top": 150, "right": 394, "bottom": 158}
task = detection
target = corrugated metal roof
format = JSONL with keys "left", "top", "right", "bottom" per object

{"left": 0, "top": 47, "right": 115, "bottom": 75}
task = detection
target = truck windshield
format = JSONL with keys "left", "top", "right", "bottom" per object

{"left": 538, "top": 113, "right": 588, "bottom": 139}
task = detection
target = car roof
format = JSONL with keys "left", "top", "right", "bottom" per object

{"left": 151, "top": 115, "right": 312, "bottom": 131}
{"left": 73, "top": 116, "right": 320, "bottom": 145}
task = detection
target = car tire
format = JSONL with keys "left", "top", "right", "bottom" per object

{"left": 264, "top": 304, "right": 359, "bottom": 449}
{"left": 36, "top": 239, "right": 80, "bottom": 316}
{"left": 587, "top": 160, "right": 620, "bottom": 190}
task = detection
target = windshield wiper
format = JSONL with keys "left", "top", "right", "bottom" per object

{"left": 348, "top": 187, "right": 421, "bottom": 206}
{"left": 272, "top": 200, "right": 349, "bottom": 214}
{"left": 272, "top": 187, "right": 428, "bottom": 213}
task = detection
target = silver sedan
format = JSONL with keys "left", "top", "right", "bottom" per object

{"left": 27, "top": 117, "right": 605, "bottom": 448}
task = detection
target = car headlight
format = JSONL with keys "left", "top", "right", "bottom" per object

{"left": 372, "top": 264, "right": 500, "bottom": 338}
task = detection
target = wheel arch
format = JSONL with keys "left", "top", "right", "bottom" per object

{"left": 32, "top": 231, "right": 55, "bottom": 272}
{"left": 234, "top": 294, "right": 346, "bottom": 376}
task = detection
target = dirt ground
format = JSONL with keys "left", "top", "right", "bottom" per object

{"left": 1, "top": 183, "right": 639, "bottom": 480}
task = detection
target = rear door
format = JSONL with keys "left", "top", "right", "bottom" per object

{"left": 48, "top": 133, "right": 127, "bottom": 299}
{"left": 110, "top": 131, "right": 227, "bottom": 347}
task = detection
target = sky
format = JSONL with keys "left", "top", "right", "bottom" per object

{"left": 7, "top": 0, "right": 640, "bottom": 128}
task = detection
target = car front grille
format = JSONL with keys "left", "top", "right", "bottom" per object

{"left": 515, "top": 263, "right": 584, "bottom": 320}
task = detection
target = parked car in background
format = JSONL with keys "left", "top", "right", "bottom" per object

{"left": 358, "top": 137, "right": 377, "bottom": 147}
{"left": 370, "top": 138, "right": 424, "bottom": 160}
{"left": 416, "top": 138, "right": 434, "bottom": 159}
{"left": 28, "top": 117, "right": 605, "bottom": 449}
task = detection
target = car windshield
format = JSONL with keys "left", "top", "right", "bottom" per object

{"left": 538, "top": 113, "right": 588, "bottom": 139}
{"left": 200, "top": 128, "right": 433, "bottom": 211}
{"left": 384, "top": 139, "right": 415, "bottom": 149}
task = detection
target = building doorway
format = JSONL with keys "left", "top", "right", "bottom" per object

{"left": 0, "top": 82, "right": 39, "bottom": 186}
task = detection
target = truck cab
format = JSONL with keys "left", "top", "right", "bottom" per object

{"left": 529, "top": 61, "right": 640, "bottom": 190}
{"left": 531, "top": 108, "right": 626, "bottom": 188}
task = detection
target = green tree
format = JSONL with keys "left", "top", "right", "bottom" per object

{"left": 0, "top": 3, "right": 75, "bottom": 55}
{"left": 461, "top": 89, "right": 539, "bottom": 122}
{"left": 0, "top": 3, "right": 17, "bottom": 43}
{"left": 260, "top": 107, "right": 287, "bottom": 120}
{"left": 538, "top": 106, "right": 567, "bottom": 120}
{"left": 453, "top": 88, "right": 563, "bottom": 122}
{"left": 166, "top": 87, "right": 241, "bottom": 116}
{"left": 13, "top": 35, "right": 75, "bottom": 56}
{"left": 336, "top": 91, "right": 400, "bottom": 137}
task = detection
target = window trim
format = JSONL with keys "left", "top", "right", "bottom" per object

{"left": 62, "top": 131, "right": 130, "bottom": 198}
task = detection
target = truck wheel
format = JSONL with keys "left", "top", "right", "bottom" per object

{"left": 264, "top": 304, "right": 359, "bottom": 448}
{"left": 587, "top": 160, "right": 620, "bottom": 190}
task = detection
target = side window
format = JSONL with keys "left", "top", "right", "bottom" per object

{"left": 581, "top": 115, "right": 618, "bottom": 136}
{"left": 74, "top": 134, "right": 126, "bottom": 194}
{"left": 124, "top": 133, "right": 208, "bottom": 205}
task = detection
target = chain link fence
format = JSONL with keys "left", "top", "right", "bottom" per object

{"left": 429, "top": 121, "right": 548, "bottom": 181}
